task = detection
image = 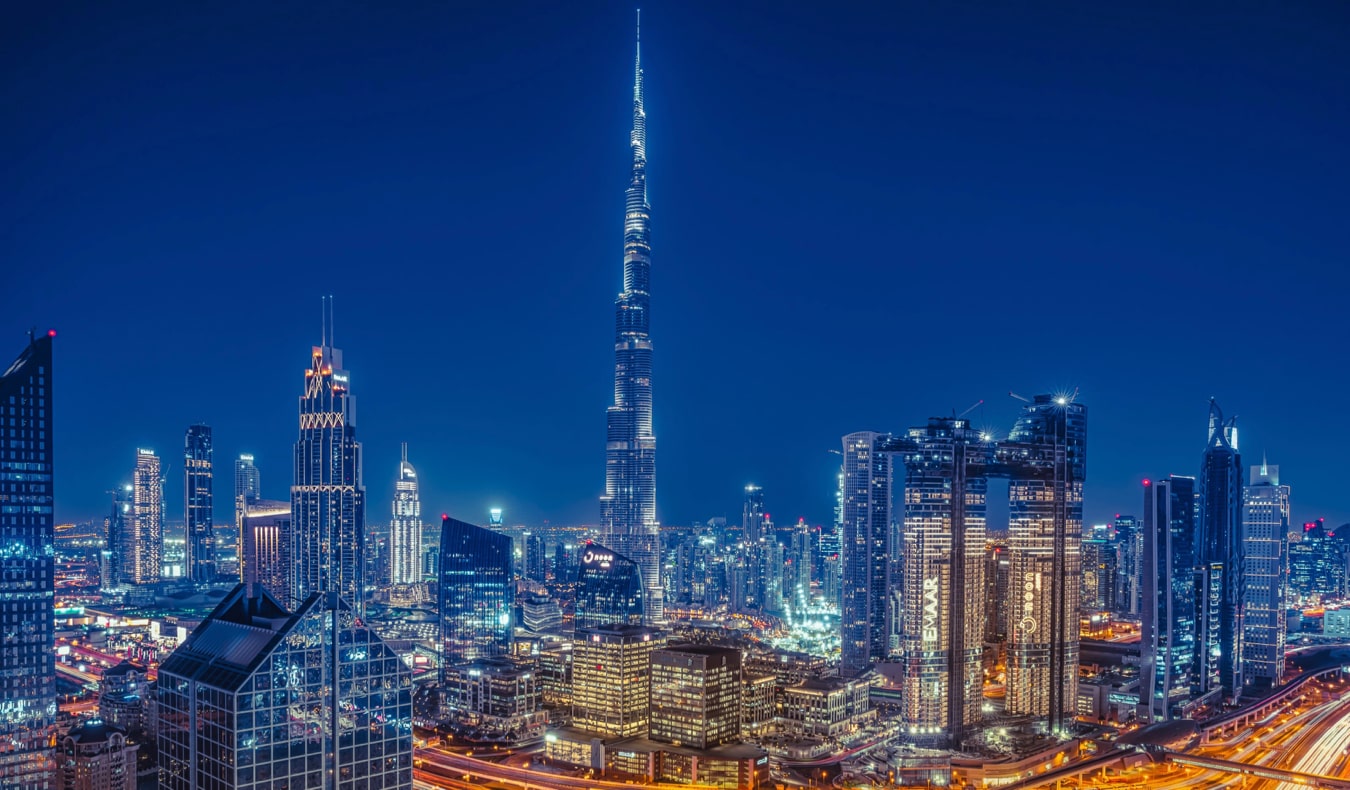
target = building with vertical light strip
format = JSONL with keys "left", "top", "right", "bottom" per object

{"left": 0, "top": 331, "right": 56, "bottom": 789}
{"left": 1140, "top": 475, "right": 1202, "bottom": 722}
{"left": 241, "top": 498, "right": 292, "bottom": 603}
{"left": 132, "top": 448, "right": 163, "bottom": 585}
{"left": 600, "top": 14, "right": 662, "bottom": 626}
{"left": 1002, "top": 396, "right": 1085, "bottom": 733}
{"left": 389, "top": 443, "right": 422, "bottom": 590}
{"left": 839, "top": 431, "right": 892, "bottom": 676}
{"left": 290, "top": 298, "right": 365, "bottom": 612}
{"left": 1242, "top": 460, "right": 1289, "bottom": 689}
{"left": 1198, "top": 399, "right": 1243, "bottom": 702}
{"left": 184, "top": 423, "right": 215, "bottom": 583}
{"left": 892, "top": 418, "right": 988, "bottom": 743}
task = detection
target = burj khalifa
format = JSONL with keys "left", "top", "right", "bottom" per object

{"left": 600, "top": 13, "right": 662, "bottom": 625}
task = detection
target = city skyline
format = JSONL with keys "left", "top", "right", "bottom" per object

{"left": 6, "top": 3, "right": 1350, "bottom": 530}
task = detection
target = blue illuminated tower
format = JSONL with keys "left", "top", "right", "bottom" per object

{"left": 439, "top": 515, "right": 514, "bottom": 665}
{"left": 601, "top": 13, "right": 662, "bottom": 625}
{"left": 1198, "top": 398, "right": 1243, "bottom": 701}
{"left": 0, "top": 330, "right": 56, "bottom": 788}
{"left": 184, "top": 424, "right": 215, "bottom": 583}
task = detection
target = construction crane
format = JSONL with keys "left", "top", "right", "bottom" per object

{"left": 957, "top": 399, "right": 984, "bottom": 418}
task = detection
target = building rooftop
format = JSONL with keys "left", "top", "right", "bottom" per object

{"left": 102, "top": 660, "right": 147, "bottom": 678}
{"left": 64, "top": 718, "right": 127, "bottom": 745}
{"left": 655, "top": 643, "right": 740, "bottom": 658}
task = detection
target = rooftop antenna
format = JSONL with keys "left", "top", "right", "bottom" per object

{"left": 401, "top": 442, "right": 408, "bottom": 464}
{"left": 320, "top": 295, "right": 328, "bottom": 347}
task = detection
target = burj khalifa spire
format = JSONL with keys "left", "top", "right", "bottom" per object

{"left": 600, "top": 11, "right": 662, "bottom": 625}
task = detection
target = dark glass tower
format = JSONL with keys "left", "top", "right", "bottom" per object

{"left": 184, "top": 423, "right": 215, "bottom": 583}
{"left": 1198, "top": 398, "right": 1243, "bottom": 701}
{"left": 601, "top": 15, "right": 662, "bottom": 625}
{"left": 0, "top": 330, "right": 55, "bottom": 788}
{"left": 1140, "top": 475, "right": 1199, "bottom": 722}
{"left": 291, "top": 299, "right": 365, "bottom": 612}
{"left": 439, "top": 516, "right": 514, "bottom": 666}
{"left": 839, "top": 431, "right": 892, "bottom": 677}
{"left": 573, "top": 542, "right": 645, "bottom": 632}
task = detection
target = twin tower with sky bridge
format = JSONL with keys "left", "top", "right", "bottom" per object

{"left": 842, "top": 395, "right": 1087, "bottom": 745}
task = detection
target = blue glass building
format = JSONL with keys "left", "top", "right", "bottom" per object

{"left": 0, "top": 331, "right": 56, "bottom": 789}
{"left": 1141, "top": 475, "right": 1200, "bottom": 722}
{"left": 573, "top": 542, "right": 645, "bottom": 633}
{"left": 184, "top": 423, "right": 215, "bottom": 583}
{"left": 439, "top": 516, "right": 514, "bottom": 666}
{"left": 1198, "top": 399, "right": 1243, "bottom": 701}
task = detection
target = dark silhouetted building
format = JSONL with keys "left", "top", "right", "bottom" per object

{"left": 184, "top": 424, "right": 215, "bottom": 583}
{"left": 1198, "top": 399, "right": 1243, "bottom": 701}
{"left": 0, "top": 330, "right": 56, "bottom": 788}
{"left": 1141, "top": 475, "right": 1203, "bottom": 722}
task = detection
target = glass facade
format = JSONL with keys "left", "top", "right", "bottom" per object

{"left": 157, "top": 585, "right": 413, "bottom": 790}
{"left": 1140, "top": 475, "right": 1198, "bottom": 722}
{"left": 185, "top": 423, "right": 215, "bottom": 583}
{"left": 573, "top": 542, "right": 645, "bottom": 632}
{"left": 839, "top": 431, "right": 892, "bottom": 676}
{"left": 438, "top": 516, "right": 513, "bottom": 665}
{"left": 1198, "top": 398, "right": 1243, "bottom": 700}
{"left": 242, "top": 498, "right": 292, "bottom": 603}
{"left": 0, "top": 332, "right": 56, "bottom": 789}
{"left": 601, "top": 21, "right": 662, "bottom": 625}
{"left": 1242, "top": 462, "right": 1288, "bottom": 688}
{"left": 291, "top": 306, "right": 365, "bottom": 613}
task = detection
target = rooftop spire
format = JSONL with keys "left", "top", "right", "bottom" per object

{"left": 631, "top": 9, "right": 646, "bottom": 166}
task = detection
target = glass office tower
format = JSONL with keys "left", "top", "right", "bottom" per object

{"left": 573, "top": 542, "right": 645, "bottom": 632}
{"left": 291, "top": 299, "right": 366, "bottom": 612}
{"left": 157, "top": 585, "right": 413, "bottom": 790}
{"left": 839, "top": 431, "right": 893, "bottom": 676}
{"left": 1198, "top": 399, "right": 1243, "bottom": 701}
{"left": 1140, "top": 475, "right": 1199, "bottom": 722}
{"left": 184, "top": 423, "right": 215, "bottom": 583}
{"left": 0, "top": 331, "right": 56, "bottom": 789}
{"left": 1242, "top": 461, "right": 1289, "bottom": 689}
{"left": 439, "top": 516, "right": 514, "bottom": 665}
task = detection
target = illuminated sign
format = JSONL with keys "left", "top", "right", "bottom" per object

{"left": 582, "top": 550, "right": 614, "bottom": 566}
{"left": 1019, "top": 572, "right": 1040, "bottom": 636}
{"left": 922, "top": 576, "right": 939, "bottom": 643}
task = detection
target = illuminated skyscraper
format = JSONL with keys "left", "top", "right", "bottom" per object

{"left": 1242, "top": 460, "right": 1289, "bottom": 689}
{"left": 389, "top": 443, "right": 422, "bottom": 587}
{"left": 1112, "top": 515, "right": 1142, "bottom": 616}
{"left": 234, "top": 453, "right": 261, "bottom": 504}
{"left": 1198, "top": 398, "right": 1243, "bottom": 701}
{"left": 241, "top": 498, "right": 292, "bottom": 603}
{"left": 601, "top": 15, "right": 662, "bottom": 626}
{"left": 573, "top": 542, "right": 645, "bottom": 632}
{"left": 1140, "top": 475, "right": 1200, "bottom": 722}
{"left": 291, "top": 298, "right": 366, "bottom": 611}
{"left": 104, "top": 485, "right": 133, "bottom": 588}
{"left": 892, "top": 418, "right": 987, "bottom": 742}
{"left": 839, "top": 431, "right": 893, "bottom": 676}
{"left": 572, "top": 624, "right": 665, "bottom": 737}
{"left": 184, "top": 424, "right": 215, "bottom": 583}
{"left": 650, "top": 645, "right": 742, "bottom": 749}
{"left": 0, "top": 331, "right": 56, "bottom": 789}
{"left": 439, "top": 515, "right": 514, "bottom": 665}
{"left": 132, "top": 448, "right": 163, "bottom": 585}
{"left": 743, "top": 484, "right": 765, "bottom": 542}
{"left": 1003, "top": 396, "right": 1085, "bottom": 733}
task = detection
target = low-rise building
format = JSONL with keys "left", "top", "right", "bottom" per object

{"left": 442, "top": 657, "right": 545, "bottom": 736}
{"left": 780, "top": 676, "right": 873, "bottom": 738}
{"left": 98, "top": 660, "right": 149, "bottom": 734}
{"left": 55, "top": 719, "right": 138, "bottom": 790}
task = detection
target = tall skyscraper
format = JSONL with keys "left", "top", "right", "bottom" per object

{"left": 184, "top": 423, "right": 215, "bottom": 583}
{"left": 235, "top": 453, "right": 261, "bottom": 504}
{"left": 1003, "top": 396, "right": 1085, "bottom": 733}
{"left": 892, "top": 418, "right": 987, "bottom": 743}
{"left": 573, "top": 542, "right": 645, "bottom": 631}
{"left": 0, "top": 331, "right": 56, "bottom": 789}
{"left": 104, "top": 484, "right": 133, "bottom": 588}
{"left": 131, "top": 448, "right": 163, "bottom": 585}
{"left": 1198, "top": 398, "right": 1243, "bottom": 701}
{"left": 156, "top": 584, "right": 413, "bottom": 790}
{"left": 1112, "top": 515, "right": 1142, "bottom": 616}
{"left": 439, "top": 515, "right": 514, "bottom": 665}
{"left": 600, "top": 16, "right": 662, "bottom": 626}
{"left": 389, "top": 443, "right": 422, "bottom": 587}
{"left": 1140, "top": 475, "right": 1201, "bottom": 723}
{"left": 839, "top": 431, "right": 892, "bottom": 676}
{"left": 1242, "top": 460, "right": 1289, "bottom": 689}
{"left": 743, "top": 484, "right": 765, "bottom": 542}
{"left": 291, "top": 299, "right": 366, "bottom": 611}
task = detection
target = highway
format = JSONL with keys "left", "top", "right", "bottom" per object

{"left": 415, "top": 746, "right": 721, "bottom": 790}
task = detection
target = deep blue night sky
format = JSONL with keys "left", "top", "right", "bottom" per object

{"left": 4, "top": 2, "right": 1348, "bottom": 531}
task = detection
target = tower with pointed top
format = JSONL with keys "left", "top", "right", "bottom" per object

{"left": 1199, "top": 398, "right": 1243, "bottom": 701}
{"left": 601, "top": 13, "right": 662, "bottom": 625}
{"left": 389, "top": 443, "right": 423, "bottom": 589}
{"left": 290, "top": 297, "right": 366, "bottom": 613}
